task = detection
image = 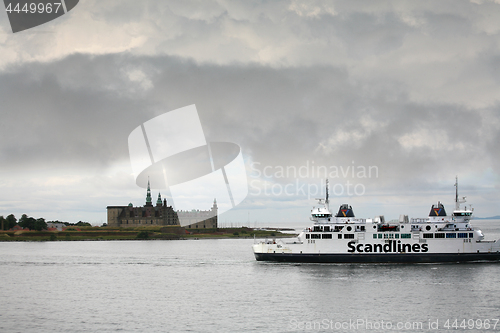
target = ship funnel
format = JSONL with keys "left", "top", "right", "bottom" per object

{"left": 335, "top": 204, "right": 355, "bottom": 217}
{"left": 429, "top": 202, "right": 447, "bottom": 217}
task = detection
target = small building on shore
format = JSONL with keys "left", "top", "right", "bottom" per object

{"left": 46, "top": 222, "right": 66, "bottom": 231}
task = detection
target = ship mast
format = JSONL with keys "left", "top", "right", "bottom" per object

{"left": 325, "top": 179, "right": 329, "bottom": 205}
{"left": 454, "top": 176, "right": 467, "bottom": 211}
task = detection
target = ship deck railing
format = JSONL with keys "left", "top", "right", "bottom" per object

{"left": 410, "top": 218, "right": 432, "bottom": 223}
{"left": 410, "top": 218, "right": 461, "bottom": 224}
{"left": 312, "top": 218, "right": 367, "bottom": 224}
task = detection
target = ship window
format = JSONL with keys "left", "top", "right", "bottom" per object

{"left": 401, "top": 233, "right": 411, "bottom": 239}
{"left": 446, "top": 233, "right": 456, "bottom": 238}
{"left": 344, "top": 234, "right": 354, "bottom": 239}
{"left": 458, "top": 233, "right": 468, "bottom": 238}
{"left": 384, "top": 234, "right": 388, "bottom": 239}
{"left": 469, "top": 233, "right": 474, "bottom": 238}
{"left": 313, "top": 226, "right": 321, "bottom": 232}
{"left": 395, "top": 234, "right": 400, "bottom": 239}
{"left": 423, "top": 233, "right": 433, "bottom": 239}
{"left": 435, "top": 233, "right": 445, "bottom": 238}
{"left": 360, "top": 226, "right": 365, "bottom": 231}
{"left": 322, "top": 234, "right": 332, "bottom": 239}
{"left": 346, "top": 226, "right": 352, "bottom": 231}
{"left": 323, "top": 226, "right": 330, "bottom": 232}
{"left": 306, "top": 234, "right": 310, "bottom": 239}
{"left": 378, "top": 234, "right": 382, "bottom": 239}
{"left": 388, "top": 233, "right": 394, "bottom": 239}
{"left": 311, "top": 234, "right": 321, "bottom": 239}
{"left": 338, "top": 234, "right": 342, "bottom": 239}
{"left": 373, "top": 234, "right": 377, "bottom": 239}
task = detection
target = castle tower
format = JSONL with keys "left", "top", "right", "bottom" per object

{"left": 145, "top": 180, "right": 153, "bottom": 206}
{"left": 212, "top": 198, "right": 218, "bottom": 214}
{"left": 156, "top": 193, "right": 162, "bottom": 206}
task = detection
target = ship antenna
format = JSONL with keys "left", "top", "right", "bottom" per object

{"left": 455, "top": 176, "right": 459, "bottom": 210}
{"left": 325, "top": 178, "right": 329, "bottom": 206}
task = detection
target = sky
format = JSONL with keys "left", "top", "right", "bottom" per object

{"left": 1, "top": 0, "right": 499, "bottom": 226}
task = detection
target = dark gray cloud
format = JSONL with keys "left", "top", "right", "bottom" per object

{"left": 1, "top": 54, "right": 498, "bottom": 184}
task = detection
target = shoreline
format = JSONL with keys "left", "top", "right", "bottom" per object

{"left": 0, "top": 226, "right": 297, "bottom": 242}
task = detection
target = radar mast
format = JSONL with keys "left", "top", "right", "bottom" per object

{"left": 325, "top": 179, "right": 329, "bottom": 206}
{"left": 454, "top": 176, "right": 466, "bottom": 210}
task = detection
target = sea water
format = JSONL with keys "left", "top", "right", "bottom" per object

{"left": 1, "top": 220, "right": 500, "bottom": 333}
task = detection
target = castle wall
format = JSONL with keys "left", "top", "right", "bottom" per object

{"left": 107, "top": 207, "right": 123, "bottom": 227}
{"left": 106, "top": 204, "right": 180, "bottom": 228}
{"left": 185, "top": 217, "right": 217, "bottom": 229}
{"left": 178, "top": 208, "right": 217, "bottom": 229}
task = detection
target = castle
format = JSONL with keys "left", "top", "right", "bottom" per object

{"left": 106, "top": 181, "right": 218, "bottom": 229}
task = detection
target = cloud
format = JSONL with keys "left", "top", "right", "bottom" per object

{"left": 1, "top": 0, "right": 500, "bottom": 222}
{"left": 1, "top": 53, "right": 498, "bottom": 180}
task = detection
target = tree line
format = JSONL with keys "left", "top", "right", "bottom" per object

{"left": 0, "top": 214, "right": 92, "bottom": 231}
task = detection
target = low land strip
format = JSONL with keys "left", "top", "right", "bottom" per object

{"left": 0, "top": 226, "right": 296, "bottom": 242}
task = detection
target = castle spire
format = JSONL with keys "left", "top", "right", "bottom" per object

{"left": 146, "top": 180, "right": 152, "bottom": 206}
{"left": 156, "top": 192, "right": 162, "bottom": 206}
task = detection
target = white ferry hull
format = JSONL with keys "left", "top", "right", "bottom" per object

{"left": 253, "top": 238, "right": 500, "bottom": 263}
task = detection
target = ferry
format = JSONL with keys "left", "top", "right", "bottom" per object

{"left": 253, "top": 178, "right": 500, "bottom": 263}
